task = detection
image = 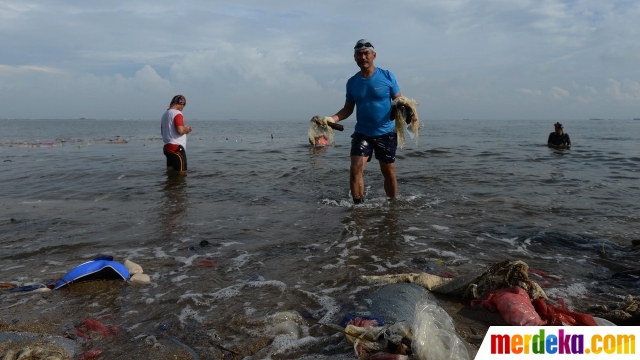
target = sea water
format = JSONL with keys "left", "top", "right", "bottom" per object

{"left": 0, "top": 119, "right": 639, "bottom": 358}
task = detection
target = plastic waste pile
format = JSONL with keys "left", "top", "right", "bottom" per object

{"left": 361, "top": 259, "right": 603, "bottom": 328}
{"left": 340, "top": 284, "right": 471, "bottom": 360}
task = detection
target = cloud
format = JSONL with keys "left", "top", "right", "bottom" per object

{"left": 551, "top": 86, "right": 570, "bottom": 100}
{"left": 0, "top": 64, "right": 62, "bottom": 74}
{"left": 519, "top": 88, "right": 542, "bottom": 96}
{"left": 605, "top": 78, "right": 640, "bottom": 102}
{"left": 1, "top": 0, "right": 640, "bottom": 120}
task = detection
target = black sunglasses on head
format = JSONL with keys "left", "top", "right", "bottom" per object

{"left": 354, "top": 42, "right": 373, "bottom": 49}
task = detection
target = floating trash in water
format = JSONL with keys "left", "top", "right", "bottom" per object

{"left": 95, "top": 195, "right": 109, "bottom": 202}
{"left": 195, "top": 258, "right": 217, "bottom": 268}
{"left": 117, "top": 174, "right": 125, "bottom": 180}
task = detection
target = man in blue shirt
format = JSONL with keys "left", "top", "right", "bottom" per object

{"left": 328, "top": 39, "right": 402, "bottom": 204}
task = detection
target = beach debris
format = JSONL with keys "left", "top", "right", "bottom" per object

{"left": 413, "top": 299, "right": 470, "bottom": 360}
{"left": 471, "top": 286, "right": 546, "bottom": 326}
{"left": 117, "top": 174, "right": 125, "bottom": 180}
{"left": 169, "top": 337, "right": 200, "bottom": 360}
{"left": 0, "top": 282, "right": 17, "bottom": 289}
{"left": 589, "top": 295, "right": 640, "bottom": 325}
{"left": 391, "top": 96, "right": 420, "bottom": 148}
{"left": 308, "top": 116, "right": 340, "bottom": 145}
{"left": 361, "top": 260, "right": 547, "bottom": 301}
{"left": 75, "top": 318, "right": 119, "bottom": 338}
{"left": 532, "top": 297, "right": 597, "bottom": 326}
{"left": 195, "top": 258, "right": 216, "bottom": 268}
{"left": 0, "top": 332, "right": 78, "bottom": 359}
{"left": 77, "top": 349, "right": 103, "bottom": 360}
{"left": 7, "top": 257, "right": 150, "bottom": 292}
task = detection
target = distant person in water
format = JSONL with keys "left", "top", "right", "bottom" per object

{"left": 548, "top": 122, "right": 571, "bottom": 149}
{"left": 161, "top": 95, "right": 192, "bottom": 172}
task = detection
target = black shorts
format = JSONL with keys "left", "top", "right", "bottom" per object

{"left": 163, "top": 145, "right": 187, "bottom": 171}
{"left": 350, "top": 132, "right": 397, "bottom": 163}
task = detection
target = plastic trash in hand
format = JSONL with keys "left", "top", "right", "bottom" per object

{"left": 412, "top": 299, "right": 470, "bottom": 360}
{"left": 406, "top": 124, "right": 416, "bottom": 140}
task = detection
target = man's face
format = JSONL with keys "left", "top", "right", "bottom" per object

{"left": 354, "top": 49, "right": 376, "bottom": 70}
{"left": 555, "top": 126, "right": 562, "bottom": 134}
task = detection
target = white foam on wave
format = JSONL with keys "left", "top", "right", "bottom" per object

{"left": 370, "top": 263, "right": 387, "bottom": 272}
{"left": 127, "top": 323, "right": 142, "bottom": 331}
{"left": 153, "top": 247, "right": 170, "bottom": 259}
{"left": 174, "top": 254, "right": 200, "bottom": 267}
{"left": 320, "top": 199, "right": 352, "bottom": 207}
{"left": 44, "top": 260, "right": 64, "bottom": 266}
{"left": 220, "top": 241, "right": 242, "bottom": 247}
{"left": 178, "top": 305, "right": 205, "bottom": 325}
{"left": 482, "top": 233, "right": 519, "bottom": 246}
{"left": 268, "top": 335, "right": 319, "bottom": 357}
{"left": 345, "top": 236, "right": 359, "bottom": 243}
{"left": 544, "top": 282, "right": 590, "bottom": 308}
{"left": 244, "top": 303, "right": 256, "bottom": 316}
{"left": 171, "top": 275, "right": 193, "bottom": 283}
{"left": 431, "top": 225, "right": 449, "bottom": 231}
{"left": 298, "top": 290, "right": 340, "bottom": 324}
{"left": 2, "top": 265, "right": 25, "bottom": 271}
{"left": 246, "top": 279, "right": 287, "bottom": 292}
{"left": 407, "top": 226, "right": 427, "bottom": 231}
{"left": 413, "top": 247, "right": 469, "bottom": 262}
{"left": 385, "top": 260, "right": 407, "bottom": 268}
{"left": 403, "top": 235, "right": 417, "bottom": 246}
{"left": 321, "top": 262, "right": 340, "bottom": 270}
{"left": 227, "top": 251, "right": 251, "bottom": 271}
{"left": 201, "top": 279, "right": 287, "bottom": 301}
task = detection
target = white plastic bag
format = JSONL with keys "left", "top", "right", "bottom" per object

{"left": 412, "top": 300, "right": 470, "bottom": 360}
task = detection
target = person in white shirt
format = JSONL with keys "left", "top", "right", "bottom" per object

{"left": 160, "top": 95, "right": 192, "bottom": 172}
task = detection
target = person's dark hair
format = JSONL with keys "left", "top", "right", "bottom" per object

{"left": 554, "top": 122, "right": 563, "bottom": 129}
{"left": 170, "top": 95, "right": 186, "bottom": 107}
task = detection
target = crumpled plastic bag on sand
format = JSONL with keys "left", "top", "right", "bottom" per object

{"left": 412, "top": 300, "right": 470, "bottom": 360}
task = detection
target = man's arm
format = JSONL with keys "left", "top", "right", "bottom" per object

{"left": 565, "top": 133, "right": 571, "bottom": 147}
{"left": 176, "top": 125, "right": 192, "bottom": 135}
{"left": 392, "top": 92, "right": 402, "bottom": 100}
{"left": 330, "top": 102, "right": 355, "bottom": 123}
{"left": 173, "top": 113, "right": 192, "bottom": 135}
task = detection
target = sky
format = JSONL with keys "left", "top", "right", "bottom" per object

{"left": 1, "top": 0, "right": 640, "bottom": 120}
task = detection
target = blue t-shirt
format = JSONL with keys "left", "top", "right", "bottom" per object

{"left": 346, "top": 67, "right": 400, "bottom": 137}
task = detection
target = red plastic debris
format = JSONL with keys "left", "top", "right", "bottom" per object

{"left": 528, "top": 268, "right": 548, "bottom": 278}
{"left": 532, "top": 298, "right": 598, "bottom": 326}
{"left": 78, "top": 349, "right": 103, "bottom": 359}
{"left": 471, "top": 286, "right": 546, "bottom": 326}
{"left": 76, "top": 318, "right": 117, "bottom": 337}
{"left": 347, "top": 317, "right": 380, "bottom": 327}
{"left": 76, "top": 327, "right": 88, "bottom": 339}
{"left": 195, "top": 259, "right": 217, "bottom": 268}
